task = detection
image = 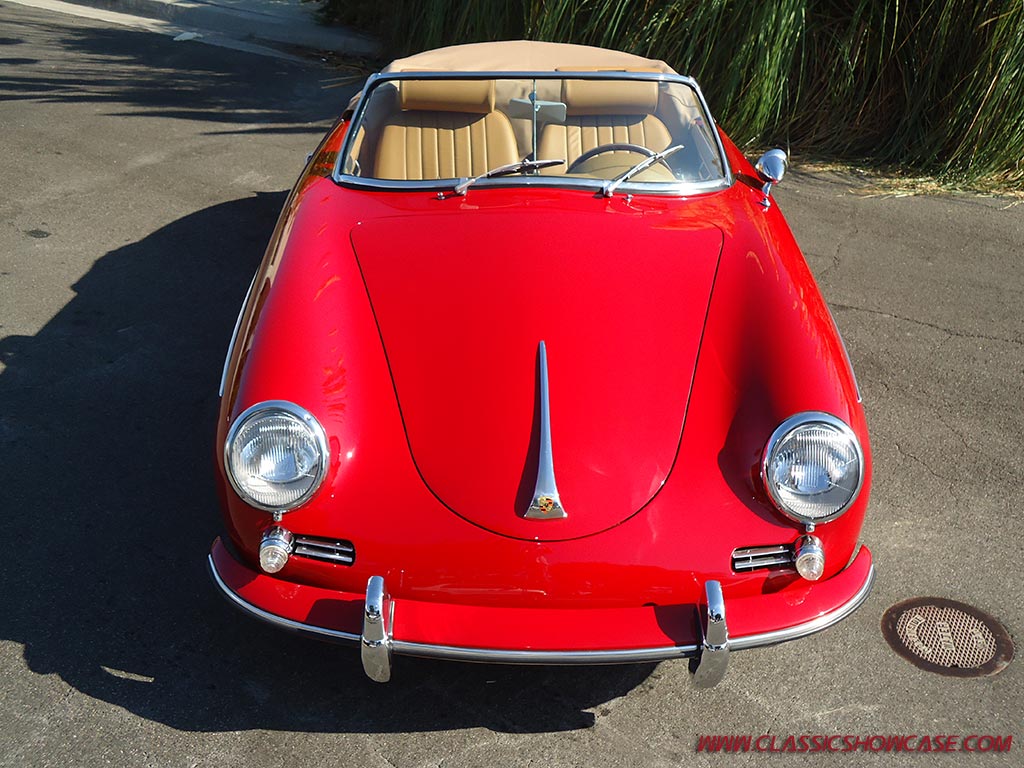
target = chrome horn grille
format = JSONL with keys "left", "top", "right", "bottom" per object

{"left": 731, "top": 544, "right": 794, "bottom": 572}
{"left": 293, "top": 535, "right": 356, "bottom": 565}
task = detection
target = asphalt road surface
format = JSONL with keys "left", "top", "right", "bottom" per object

{"left": 1, "top": 5, "right": 1020, "bottom": 766}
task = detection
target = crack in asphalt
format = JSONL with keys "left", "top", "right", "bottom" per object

{"left": 806, "top": 250, "right": 842, "bottom": 280}
{"left": 892, "top": 441, "right": 957, "bottom": 486}
{"left": 889, "top": 438, "right": 967, "bottom": 504}
{"left": 830, "top": 303, "right": 1024, "bottom": 346}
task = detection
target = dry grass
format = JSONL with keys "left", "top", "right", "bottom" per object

{"left": 791, "top": 158, "right": 1024, "bottom": 201}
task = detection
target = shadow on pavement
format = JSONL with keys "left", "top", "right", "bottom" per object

{"left": 0, "top": 193, "right": 655, "bottom": 734}
{"left": 0, "top": 15, "right": 336, "bottom": 130}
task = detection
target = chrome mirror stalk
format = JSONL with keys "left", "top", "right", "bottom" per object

{"left": 755, "top": 148, "right": 788, "bottom": 209}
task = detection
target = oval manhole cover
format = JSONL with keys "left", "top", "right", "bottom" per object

{"left": 882, "top": 597, "right": 1013, "bottom": 677}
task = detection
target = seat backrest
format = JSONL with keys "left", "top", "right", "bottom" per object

{"left": 374, "top": 79, "right": 519, "bottom": 180}
{"left": 537, "top": 78, "right": 672, "bottom": 172}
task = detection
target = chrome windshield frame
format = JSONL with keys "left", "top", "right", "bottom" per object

{"left": 332, "top": 70, "right": 733, "bottom": 196}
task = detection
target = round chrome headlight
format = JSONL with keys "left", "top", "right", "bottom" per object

{"left": 762, "top": 412, "right": 864, "bottom": 524}
{"left": 225, "top": 401, "right": 328, "bottom": 512}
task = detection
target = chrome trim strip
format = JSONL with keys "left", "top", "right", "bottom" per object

{"left": 332, "top": 70, "right": 731, "bottom": 193}
{"left": 207, "top": 553, "right": 360, "bottom": 643}
{"left": 734, "top": 554, "right": 793, "bottom": 569}
{"left": 293, "top": 548, "right": 355, "bottom": 565}
{"left": 693, "top": 580, "right": 730, "bottom": 687}
{"left": 389, "top": 640, "right": 698, "bottom": 665}
{"left": 826, "top": 305, "right": 863, "bottom": 404}
{"left": 361, "top": 575, "right": 393, "bottom": 682}
{"left": 526, "top": 341, "right": 567, "bottom": 519}
{"left": 297, "top": 536, "right": 353, "bottom": 545}
{"left": 208, "top": 554, "right": 874, "bottom": 663}
{"left": 687, "top": 79, "right": 733, "bottom": 188}
{"left": 218, "top": 273, "right": 257, "bottom": 397}
{"left": 294, "top": 540, "right": 355, "bottom": 553}
{"left": 730, "top": 564, "right": 875, "bottom": 650}
{"left": 736, "top": 545, "right": 789, "bottom": 555}
{"left": 368, "top": 70, "right": 699, "bottom": 83}
{"left": 335, "top": 174, "right": 730, "bottom": 197}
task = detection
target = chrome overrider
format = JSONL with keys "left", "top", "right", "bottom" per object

{"left": 692, "top": 581, "right": 729, "bottom": 688}
{"left": 207, "top": 553, "right": 875, "bottom": 685}
{"left": 361, "top": 576, "right": 393, "bottom": 683}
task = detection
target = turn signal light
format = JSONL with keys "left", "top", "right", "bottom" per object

{"left": 259, "top": 526, "right": 294, "bottom": 573}
{"left": 795, "top": 534, "right": 825, "bottom": 581}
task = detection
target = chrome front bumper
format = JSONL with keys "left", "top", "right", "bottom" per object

{"left": 207, "top": 553, "right": 875, "bottom": 687}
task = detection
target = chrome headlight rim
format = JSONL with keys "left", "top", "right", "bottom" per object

{"left": 224, "top": 400, "right": 329, "bottom": 513}
{"left": 761, "top": 411, "right": 865, "bottom": 525}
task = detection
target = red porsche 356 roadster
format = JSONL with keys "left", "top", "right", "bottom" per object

{"left": 209, "top": 41, "right": 872, "bottom": 686}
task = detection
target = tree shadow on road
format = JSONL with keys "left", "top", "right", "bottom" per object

{"left": 0, "top": 13, "right": 341, "bottom": 132}
{"left": 0, "top": 193, "right": 655, "bottom": 734}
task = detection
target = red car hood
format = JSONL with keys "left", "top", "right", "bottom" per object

{"left": 351, "top": 203, "right": 722, "bottom": 540}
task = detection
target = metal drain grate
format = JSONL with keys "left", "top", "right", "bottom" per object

{"left": 881, "top": 597, "right": 1013, "bottom": 677}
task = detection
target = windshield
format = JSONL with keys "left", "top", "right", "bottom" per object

{"left": 337, "top": 74, "right": 727, "bottom": 193}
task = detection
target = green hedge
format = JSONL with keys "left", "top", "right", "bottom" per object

{"left": 320, "top": 0, "right": 1023, "bottom": 186}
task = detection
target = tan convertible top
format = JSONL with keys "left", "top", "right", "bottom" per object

{"left": 345, "top": 41, "right": 677, "bottom": 115}
{"left": 383, "top": 40, "right": 676, "bottom": 74}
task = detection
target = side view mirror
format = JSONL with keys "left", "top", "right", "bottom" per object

{"left": 754, "top": 148, "right": 788, "bottom": 208}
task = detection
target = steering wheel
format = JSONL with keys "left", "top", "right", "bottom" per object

{"left": 566, "top": 142, "right": 667, "bottom": 174}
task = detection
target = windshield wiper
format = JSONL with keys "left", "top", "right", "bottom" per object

{"left": 601, "top": 144, "right": 685, "bottom": 198}
{"left": 451, "top": 158, "right": 565, "bottom": 197}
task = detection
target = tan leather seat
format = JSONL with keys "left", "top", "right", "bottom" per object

{"left": 374, "top": 79, "right": 519, "bottom": 181}
{"left": 537, "top": 78, "right": 672, "bottom": 173}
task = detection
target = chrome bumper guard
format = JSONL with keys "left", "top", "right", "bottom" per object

{"left": 692, "top": 580, "right": 729, "bottom": 688}
{"left": 361, "top": 575, "right": 393, "bottom": 683}
{"left": 359, "top": 575, "right": 731, "bottom": 687}
{"left": 208, "top": 554, "right": 874, "bottom": 687}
